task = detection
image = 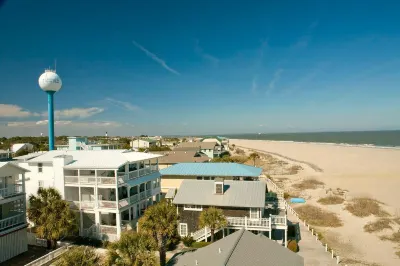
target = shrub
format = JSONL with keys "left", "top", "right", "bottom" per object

{"left": 292, "top": 178, "right": 324, "bottom": 190}
{"left": 345, "top": 197, "right": 389, "bottom": 217}
{"left": 182, "top": 236, "right": 195, "bottom": 247}
{"left": 235, "top": 148, "right": 245, "bottom": 155}
{"left": 191, "top": 242, "right": 211, "bottom": 248}
{"left": 317, "top": 196, "right": 345, "bottom": 205}
{"left": 380, "top": 232, "right": 400, "bottom": 243}
{"left": 284, "top": 192, "right": 290, "bottom": 199}
{"left": 287, "top": 240, "right": 299, "bottom": 252}
{"left": 364, "top": 218, "right": 393, "bottom": 233}
{"left": 295, "top": 205, "right": 343, "bottom": 227}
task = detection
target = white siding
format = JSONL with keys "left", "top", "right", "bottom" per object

{"left": 0, "top": 228, "right": 28, "bottom": 263}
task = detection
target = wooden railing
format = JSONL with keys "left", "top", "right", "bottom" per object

{"left": 25, "top": 245, "right": 69, "bottom": 266}
{"left": 0, "top": 213, "right": 25, "bottom": 231}
{"left": 0, "top": 184, "right": 23, "bottom": 198}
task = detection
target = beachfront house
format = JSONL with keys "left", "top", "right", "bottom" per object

{"left": 130, "top": 139, "right": 158, "bottom": 149}
{"left": 12, "top": 143, "right": 34, "bottom": 154}
{"left": 154, "top": 151, "right": 210, "bottom": 169}
{"left": 0, "top": 150, "right": 11, "bottom": 161}
{"left": 173, "top": 178, "right": 288, "bottom": 245}
{"left": 168, "top": 228, "right": 304, "bottom": 266}
{"left": 15, "top": 150, "right": 163, "bottom": 241}
{"left": 0, "top": 162, "right": 28, "bottom": 263}
{"left": 173, "top": 141, "right": 227, "bottom": 159}
{"left": 201, "top": 136, "right": 230, "bottom": 151}
{"left": 56, "top": 136, "right": 120, "bottom": 151}
{"left": 160, "top": 162, "right": 262, "bottom": 193}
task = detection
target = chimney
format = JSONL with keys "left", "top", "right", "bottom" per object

{"left": 214, "top": 177, "right": 224, "bottom": 195}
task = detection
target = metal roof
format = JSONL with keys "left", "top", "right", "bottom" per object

{"left": 0, "top": 162, "right": 30, "bottom": 172}
{"left": 26, "top": 150, "right": 162, "bottom": 169}
{"left": 160, "top": 163, "right": 262, "bottom": 177}
{"left": 168, "top": 228, "right": 304, "bottom": 266}
{"left": 165, "top": 188, "right": 176, "bottom": 199}
{"left": 154, "top": 151, "right": 210, "bottom": 164}
{"left": 173, "top": 180, "right": 265, "bottom": 208}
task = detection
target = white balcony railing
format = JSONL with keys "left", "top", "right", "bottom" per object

{"left": 271, "top": 215, "right": 287, "bottom": 226}
{"left": 98, "top": 201, "right": 117, "bottom": 209}
{"left": 80, "top": 201, "right": 95, "bottom": 209}
{"left": 99, "top": 225, "right": 117, "bottom": 235}
{"left": 65, "top": 176, "right": 116, "bottom": 185}
{"left": 139, "top": 191, "right": 146, "bottom": 200}
{"left": 145, "top": 189, "right": 152, "bottom": 198}
{"left": 0, "top": 184, "right": 23, "bottom": 198}
{"left": 0, "top": 213, "right": 25, "bottom": 231}
{"left": 130, "top": 194, "right": 139, "bottom": 204}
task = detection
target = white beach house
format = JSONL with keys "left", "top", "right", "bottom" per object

{"left": 16, "top": 150, "right": 163, "bottom": 241}
{"left": 0, "top": 162, "right": 28, "bottom": 263}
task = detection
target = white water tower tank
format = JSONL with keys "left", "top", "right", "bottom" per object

{"left": 38, "top": 70, "right": 62, "bottom": 92}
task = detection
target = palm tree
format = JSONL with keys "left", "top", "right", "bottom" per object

{"left": 199, "top": 207, "right": 227, "bottom": 242}
{"left": 28, "top": 187, "right": 77, "bottom": 249}
{"left": 249, "top": 152, "right": 260, "bottom": 166}
{"left": 55, "top": 246, "right": 99, "bottom": 266}
{"left": 106, "top": 231, "right": 157, "bottom": 266}
{"left": 138, "top": 200, "right": 178, "bottom": 266}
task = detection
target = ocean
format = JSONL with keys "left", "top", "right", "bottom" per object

{"left": 224, "top": 130, "right": 400, "bottom": 148}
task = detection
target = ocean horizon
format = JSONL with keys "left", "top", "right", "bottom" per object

{"left": 223, "top": 130, "right": 400, "bottom": 148}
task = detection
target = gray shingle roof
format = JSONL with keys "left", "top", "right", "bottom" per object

{"left": 168, "top": 228, "right": 304, "bottom": 266}
{"left": 173, "top": 180, "right": 266, "bottom": 208}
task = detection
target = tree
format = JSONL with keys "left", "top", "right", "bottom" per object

{"left": 14, "top": 149, "right": 29, "bottom": 157}
{"left": 28, "top": 188, "right": 78, "bottom": 249}
{"left": 248, "top": 152, "right": 260, "bottom": 166}
{"left": 198, "top": 207, "right": 227, "bottom": 242}
{"left": 138, "top": 201, "right": 178, "bottom": 266}
{"left": 54, "top": 246, "right": 99, "bottom": 266}
{"left": 106, "top": 231, "right": 157, "bottom": 266}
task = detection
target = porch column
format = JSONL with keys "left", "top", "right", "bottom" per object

{"left": 79, "top": 211, "right": 84, "bottom": 236}
{"left": 22, "top": 173, "right": 26, "bottom": 193}
{"left": 116, "top": 212, "right": 121, "bottom": 237}
{"left": 284, "top": 229, "right": 287, "bottom": 247}
{"left": 128, "top": 208, "right": 132, "bottom": 222}
{"left": 94, "top": 170, "right": 99, "bottom": 208}
{"left": 222, "top": 228, "right": 225, "bottom": 238}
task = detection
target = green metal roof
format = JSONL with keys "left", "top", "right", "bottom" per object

{"left": 160, "top": 163, "right": 262, "bottom": 177}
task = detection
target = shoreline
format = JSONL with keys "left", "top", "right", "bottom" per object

{"left": 231, "top": 138, "right": 400, "bottom": 150}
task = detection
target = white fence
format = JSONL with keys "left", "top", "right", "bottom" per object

{"left": 27, "top": 232, "right": 47, "bottom": 247}
{"left": 265, "top": 177, "right": 342, "bottom": 265}
{"left": 24, "top": 245, "right": 70, "bottom": 266}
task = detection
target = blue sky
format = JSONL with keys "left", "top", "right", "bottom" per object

{"left": 1, "top": 0, "right": 400, "bottom": 136}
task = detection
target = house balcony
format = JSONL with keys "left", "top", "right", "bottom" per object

{"left": 117, "top": 166, "right": 158, "bottom": 183}
{"left": 0, "top": 213, "right": 25, "bottom": 232}
{"left": 0, "top": 184, "right": 23, "bottom": 199}
{"left": 65, "top": 176, "right": 116, "bottom": 185}
{"left": 226, "top": 215, "right": 287, "bottom": 231}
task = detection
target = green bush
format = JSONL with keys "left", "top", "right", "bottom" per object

{"left": 284, "top": 192, "right": 290, "bottom": 199}
{"left": 182, "top": 236, "right": 195, "bottom": 247}
{"left": 191, "top": 242, "right": 211, "bottom": 248}
{"left": 287, "top": 240, "right": 299, "bottom": 252}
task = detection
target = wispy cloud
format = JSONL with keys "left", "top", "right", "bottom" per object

{"left": 0, "top": 104, "right": 39, "bottom": 117}
{"left": 42, "top": 107, "right": 104, "bottom": 119}
{"left": 251, "top": 76, "right": 258, "bottom": 94}
{"left": 105, "top": 98, "right": 140, "bottom": 111}
{"left": 195, "top": 40, "right": 219, "bottom": 66}
{"left": 292, "top": 20, "right": 319, "bottom": 49}
{"left": 7, "top": 120, "right": 121, "bottom": 128}
{"left": 132, "top": 40, "right": 180, "bottom": 75}
{"left": 267, "top": 69, "right": 284, "bottom": 93}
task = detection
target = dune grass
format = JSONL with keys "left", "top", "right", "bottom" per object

{"left": 380, "top": 232, "right": 400, "bottom": 243}
{"left": 292, "top": 178, "right": 324, "bottom": 190}
{"left": 317, "top": 196, "right": 345, "bottom": 205}
{"left": 295, "top": 205, "right": 343, "bottom": 227}
{"left": 345, "top": 197, "right": 389, "bottom": 217}
{"left": 364, "top": 218, "right": 393, "bottom": 233}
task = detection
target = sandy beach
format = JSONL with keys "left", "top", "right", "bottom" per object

{"left": 232, "top": 139, "right": 400, "bottom": 266}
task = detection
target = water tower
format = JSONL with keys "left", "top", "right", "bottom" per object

{"left": 38, "top": 69, "right": 62, "bottom": 150}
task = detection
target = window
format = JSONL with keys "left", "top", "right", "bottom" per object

{"left": 250, "top": 208, "right": 259, "bottom": 219}
{"left": 38, "top": 180, "right": 44, "bottom": 188}
{"left": 196, "top": 176, "right": 202, "bottom": 180}
{"left": 38, "top": 163, "right": 43, "bottom": 173}
{"left": 215, "top": 183, "right": 223, "bottom": 194}
{"left": 184, "top": 205, "right": 202, "bottom": 211}
{"left": 179, "top": 223, "right": 188, "bottom": 237}
{"left": 204, "top": 176, "right": 210, "bottom": 180}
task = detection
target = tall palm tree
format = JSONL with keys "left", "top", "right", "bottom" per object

{"left": 28, "top": 187, "right": 77, "bottom": 249}
{"left": 106, "top": 231, "right": 157, "bottom": 266}
{"left": 199, "top": 207, "right": 227, "bottom": 242}
{"left": 55, "top": 246, "right": 99, "bottom": 266}
{"left": 139, "top": 200, "right": 178, "bottom": 266}
{"left": 249, "top": 152, "right": 260, "bottom": 166}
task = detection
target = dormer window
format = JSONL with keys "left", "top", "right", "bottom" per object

{"left": 214, "top": 177, "right": 224, "bottom": 194}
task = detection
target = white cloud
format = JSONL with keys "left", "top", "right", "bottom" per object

{"left": 132, "top": 40, "right": 181, "bottom": 75}
{"left": 44, "top": 107, "right": 104, "bottom": 119}
{"left": 105, "top": 98, "right": 140, "bottom": 111}
{"left": 268, "top": 69, "right": 284, "bottom": 91}
{"left": 195, "top": 40, "right": 219, "bottom": 66}
{"left": 0, "top": 104, "right": 39, "bottom": 117}
{"left": 7, "top": 120, "right": 120, "bottom": 128}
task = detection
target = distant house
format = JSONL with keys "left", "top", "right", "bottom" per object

{"left": 130, "top": 139, "right": 158, "bottom": 149}
{"left": 0, "top": 150, "right": 11, "bottom": 161}
{"left": 174, "top": 141, "right": 227, "bottom": 159}
{"left": 160, "top": 162, "right": 262, "bottom": 192}
{"left": 153, "top": 151, "right": 210, "bottom": 170}
{"left": 11, "top": 143, "right": 33, "bottom": 154}
{"left": 168, "top": 228, "right": 304, "bottom": 266}
{"left": 56, "top": 136, "right": 120, "bottom": 151}
{"left": 173, "top": 179, "right": 288, "bottom": 245}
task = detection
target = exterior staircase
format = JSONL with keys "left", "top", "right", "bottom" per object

{"left": 191, "top": 227, "right": 222, "bottom": 242}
